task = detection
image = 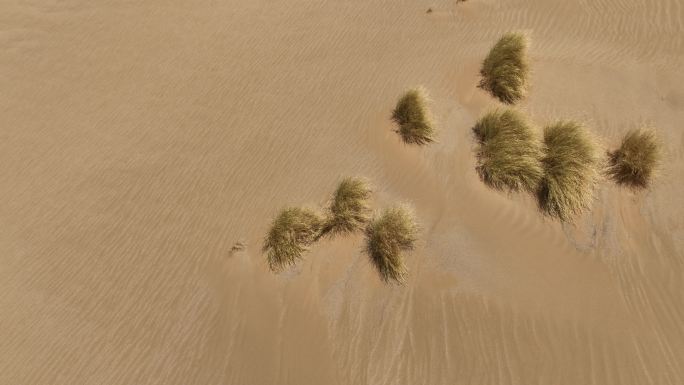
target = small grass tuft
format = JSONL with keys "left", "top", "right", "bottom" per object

{"left": 263, "top": 207, "right": 324, "bottom": 272}
{"left": 607, "top": 128, "right": 661, "bottom": 188}
{"left": 538, "top": 121, "right": 601, "bottom": 221}
{"left": 479, "top": 32, "right": 530, "bottom": 104}
{"left": 391, "top": 87, "right": 435, "bottom": 145}
{"left": 473, "top": 109, "right": 544, "bottom": 192}
{"left": 321, "top": 177, "right": 372, "bottom": 236}
{"left": 364, "top": 205, "right": 419, "bottom": 284}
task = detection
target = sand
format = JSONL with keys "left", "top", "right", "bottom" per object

{"left": 1, "top": 0, "right": 683, "bottom": 383}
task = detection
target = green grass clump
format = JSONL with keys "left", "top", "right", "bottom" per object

{"left": 607, "top": 129, "right": 661, "bottom": 188}
{"left": 322, "top": 177, "right": 372, "bottom": 236}
{"left": 364, "top": 206, "right": 419, "bottom": 284}
{"left": 473, "top": 109, "right": 544, "bottom": 192}
{"left": 538, "top": 121, "right": 600, "bottom": 221}
{"left": 479, "top": 32, "right": 529, "bottom": 104}
{"left": 263, "top": 207, "right": 324, "bottom": 272}
{"left": 391, "top": 88, "right": 435, "bottom": 145}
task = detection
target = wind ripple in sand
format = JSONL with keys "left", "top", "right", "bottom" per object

{"left": 1, "top": 0, "right": 683, "bottom": 384}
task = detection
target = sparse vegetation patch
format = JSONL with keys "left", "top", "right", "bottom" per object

{"left": 607, "top": 128, "right": 661, "bottom": 188}
{"left": 364, "top": 206, "right": 419, "bottom": 284}
{"left": 391, "top": 88, "right": 435, "bottom": 145}
{"left": 473, "top": 109, "right": 544, "bottom": 192}
{"left": 263, "top": 207, "right": 324, "bottom": 272}
{"left": 322, "top": 177, "right": 372, "bottom": 236}
{"left": 479, "top": 32, "right": 530, "bottom": 104}
{"left": 538, "top": 121, "right": 601, "bottom": 221}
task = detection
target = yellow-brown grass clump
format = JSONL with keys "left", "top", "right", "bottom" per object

{"left": 364, "top": 205, "right": 419, "bottom": 284}
{"left": 473, "top": 109, "right": 544, "bottom": 192}
{"left": 391, "top": 88, "right": 435, "bottom": 145}
{"left": 321, "top": 177, "right": 372, "bottom": 236}
{"left": 263, "top": 207, "right": 323, "bottom": 272}
{"left": 538, "top": 121, "right": 601, "bottom": 221}
{"left": 607, "top": 128, "right": 661, "bottom": 188}
{"left": 479, "top": 32, "right": 530, "bottom": 104}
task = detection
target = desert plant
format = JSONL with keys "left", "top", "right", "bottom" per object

{"left": 607, "top": 128, "right": 661, "bottom": 188}
{"left": 479, "top": 32, "right": 529, "bottom": 104}
{"left": 321, "top": 177, "right": 372, "bottom": 236}
{"left": 364, "top": 205, "right": 419, "bottom": 284}
{"left": 263, "top": 207, "right": 324, "bottom": 272}
{"left": 473, "top": 109, "right": 544, "bottom": 192}
{"left": 537, "top": 121, "right": 601, "bottom": 221}
{"left": 391, "top": 87, "right": 435, "bottom": 145}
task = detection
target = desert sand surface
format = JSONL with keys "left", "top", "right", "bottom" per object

{"left": 1, "top": 0, "right": 684, "bottom": 384}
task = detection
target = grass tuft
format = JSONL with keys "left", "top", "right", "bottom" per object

{"left": 537, "top": 121, "right": 601, "bottom": 221}
{"left": 364, "top": 205, "right": 419, "bottom": 284}
{"left": 322, "top": 177, "right": 372, "bottom": 237}
{"left": 607, "top": 128, "right": 661, "bottom": 188}
{"left": 479, "top": 32, "right": 529, "bottom": 104}
{"left": 391, "top": 87, "right": 435, "bottom": 145}
{"left": 262, "top": 207, "right": 323, "bottom": 272}
{"left": 473, "top": 109, "right": 544, "bottom": 192}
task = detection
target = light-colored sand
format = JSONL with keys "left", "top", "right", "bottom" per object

{"left": 1, "top": 0, "right": 683, "bottom": 383}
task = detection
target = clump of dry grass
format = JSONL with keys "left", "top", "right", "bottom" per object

{"left": 391, "top": 87, "right": 435, "bottom": 145}
{"left": 473, "top": 109, "right": 544, "bottom": 192}
{"left": 537, "top": 121, "right": 601, "bottom": 221}
{"left": 262, "top": 207, "right": 324, "bottom": 272}
{"left": 479, "top": 32, "right": 529, "bottom": 104}
{"left": 321, "top": 177, "right": 372, "bottom": 236}
{"left": 607, "top": 128, "right": 661, "bottom": 188}
{"left": 364, "top": 205, "right": 419, "bottom": 284}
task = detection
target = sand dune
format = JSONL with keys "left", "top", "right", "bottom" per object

{"left": 1, "top": 0, "right": 683, "bottom": 384}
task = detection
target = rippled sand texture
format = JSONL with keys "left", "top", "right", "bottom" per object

{"left": 2, "top": 0, "right": 684, "bottom": 384}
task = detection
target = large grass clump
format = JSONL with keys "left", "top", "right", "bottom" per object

{"left": 607, "top": 128, "right": 661, "bottom": 188}
{"left": 479, "top": 32, "right": 530, "bottom": 104}
{"left": 537, "top": 121, "right": 601, "bottom": 221}
{"left": 322, "top": 177, "right": 372, "bottom": 236}
{"left": 364, "top": 206, "right": 419, "bottom": 284}
{"left": 391, "top": 88, "right": 435, "bottom": 145}
{"left": 262, "top": 207, "right": 324, "bottom": 272}
{"left": 473, "top": 109, "right": 544, "bottom": 192}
